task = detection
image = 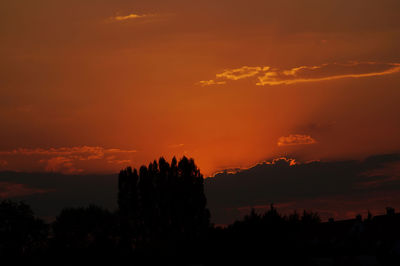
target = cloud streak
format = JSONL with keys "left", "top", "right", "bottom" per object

{"left": 216, "top": 66, "right": 269, "bottom": 80}
{"left": 113, "top": 13, "right": 148, "bottom": 21}
{"left": 0, "top": 146, "right": 137, "bottom": 157}
{"left": 0, "top": 146, "right": 137, "bottom": 174}
{"left": 198, "top": 80, "right": 226, "bottom": 86}
{"left": 199, "top": 62, "right": 400, "bottom": 86}
{"left": 199, "top": 66, "right": 268, "bottom": 86}
{"left": 0, "top": 182, "right": 52, "bottom": 198}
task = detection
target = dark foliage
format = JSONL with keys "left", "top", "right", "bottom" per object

{"left": 0, "top": 200, "right": 48, "bottom": 263}
{"left": 207, "top": 205, "right": 322, "bottom": 265}
{"left": 50, "top": 205, "right": 117, "bottom": 263}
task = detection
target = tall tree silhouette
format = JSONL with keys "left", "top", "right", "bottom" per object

{"left": 118, "top": 156, "right": 210, "bottom": 253}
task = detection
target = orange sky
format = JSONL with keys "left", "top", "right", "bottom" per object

{"left": 1, "top": 0, "right": 400, "bottom": 176}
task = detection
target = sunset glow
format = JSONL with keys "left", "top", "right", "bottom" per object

{"left": 1, "top": 0, "right": 400, "bottom": 225}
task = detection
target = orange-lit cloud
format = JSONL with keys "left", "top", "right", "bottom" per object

{"left": 257, "top": 62, "right": 400, "bottom": 86}
{"left": 39, "top": 156, "right": 82, "bottom": 174}
{"left": 0, "top": 146, "right": 137, "bottom": 174}
{"left": 198, "top": 66, "right": 269, "bottom": 86}
{"left": 266, "top": 157, "right": 298, "bottom": 166}
{"left": 211, "top": 157, "right": 297, "bottom": 177}
{"left": 216, "top": 66, "right": 269, "bottom": 80}
{"left": 199, "top": 62, "right": 400, "bottom": 86}
{"left": 0, "top": 146, "right": 137, "bottom": 158}
{"left": 277, "top": 134, "right": 317, "bottom": 146}
{"left": 198, "top": 80, "right": 226, "bottom": 86}
{"left": 113, "top": 13, "right": 148, "bottom": 21}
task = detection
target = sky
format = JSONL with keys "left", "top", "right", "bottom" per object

{"left": 1, "top": 0, "right": 400, "bottom": 177}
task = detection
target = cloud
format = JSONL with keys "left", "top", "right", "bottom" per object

{"left": 211, "top": 157, "right": 297, "bottom": 177}
{"left": 257, "top": 62, "right": 400, "bottom": 86}
{"left": 199, "top": 66, "right": 269, "bottom": 86}
{"left": 199, "top": 62, "right": 400, "bottom": 86}
{"left": 0, "top": 146, "right": 137, "bottom": 158}
{"left": 113, "top": 13, "right": 148, "bottom": 21}
{"left": 198, "top": 80, "right": 226, "bottom": 86}
{"left": 358, "top": 161, "right": 400, "bottom": 188}
{"left": 0, "top": 146, "right": 137, "bottom": 174}
{"left": 277, "top": 134, "right": 317, "bottom": 146}
{"left": 40, "top": 156, "right": 83, "bottom": 174}
{"left": 216, "top": 66, "right": 269, "bottom": 81}
{"left": 205, "top": 153, "right": 400, "bottom": 224}
{"left": 0, "top": 182, "right": 52, "bottom": 198}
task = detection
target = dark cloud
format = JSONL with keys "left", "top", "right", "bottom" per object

{"left": 0, "top": 182, "right": 51, "bottom": 198}
{"left": 205, "top": 153, "right": 400, "bottom": 224}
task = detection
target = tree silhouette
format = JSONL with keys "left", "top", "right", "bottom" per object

{"left": 0, "top": 200, "right": 48, "bottom": 260}
{"left": 118, "top": 156, "right": 210, "bottom": 254}
{"left": 53, "top": 205, "right": 114, "bottom": 248}
{"left": 51, "top": 205, "right": 116, "bottom": 264}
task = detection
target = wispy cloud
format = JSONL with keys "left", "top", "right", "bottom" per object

{"left": 198, "top": 80, "right": 226, "bottom": 86}
{"left": 216, "top": 66, "right": 269, "bottom": 80}
{"left": 109, "top": 13, "right": 161, "bottom": 23}
{"left": 0, "top": 182, "right": 52, "bottom": 198}
{"left": 0, "top": 146, "right": 137, "bottom": 174}
{"left": 358, "top": 161, "right": 400, "bottom": 188}
{"left": 257, "top": 62, "right": 400, "bottom": 86}
{"left": 39, "top": 156, "right": 82, "bottom": 174}
{"left": 0, "top": 146, "right": 137, "bottom": 158}
{"left": 114, "top": 13, "right": 147, "bottom": 21}
{"left": 198, "top": 66, "right": 268, "bottom": 86}
{"left": 277, "top": 134, "right": 317, "bottom": 146}
{"left": 211, "top": 157, "right": 297, "bottom": 177}
{"left": 199, "top": 62, "right": 400, "bottom": 86}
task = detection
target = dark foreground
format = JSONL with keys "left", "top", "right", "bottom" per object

{"left": 1, "top": 157, "right": 400, "bottom": 265}
{"left": 2, "top": 200, "right": 400, "bottom": 266}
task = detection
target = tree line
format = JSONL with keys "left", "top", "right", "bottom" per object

{"left": 1, "top": 157, "right": 400, "bottom": 265}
